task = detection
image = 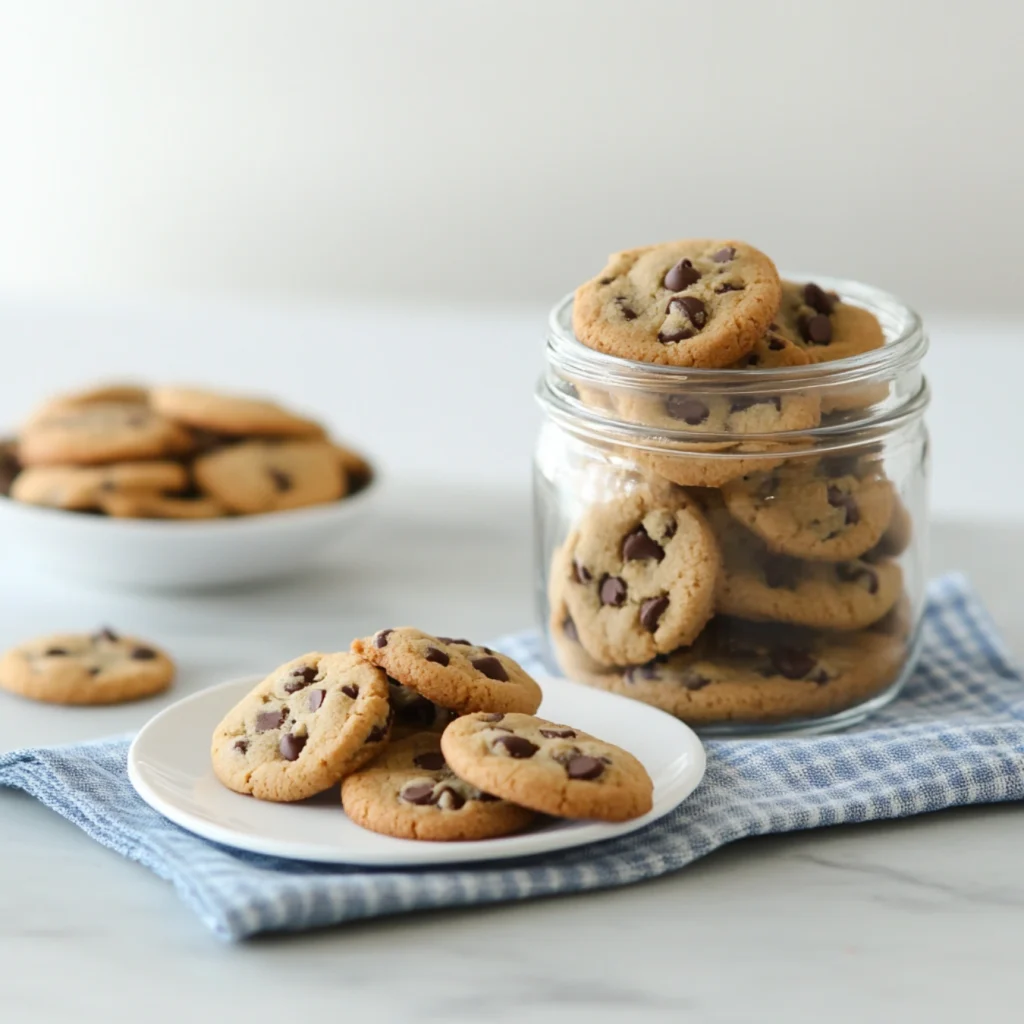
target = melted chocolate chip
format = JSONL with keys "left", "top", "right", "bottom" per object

{"left": 639, "top": 595, "right": 669, "bottom": 633}
{"left": 599, "top": 575, "right": 628, "bottom": 607}
{"left": 279, "top": 733, "right": 306, "bottom": 761}
{"left": 413, "top": 751, "right": 446, "bottom": 771}
{"left": 284, "top": 666, "right": 319, "bottom": 693}
{"left": 715, "top": 281, "right": 743, "bottom": 293}
{"left": 563, "top": 614, "right": 579, "bottom": 643}
{"left": 664, "top": 258, "right": 701, "bottom": 291}
{"left": 565, "top": 755, "right": 604, "bottom": 780}
{"left": 256, "top": 709, "right": 286, "bottom": 732}
{"left": 800, "top": 314, "right": 833, "bottom": 345}
{"left": 401, "top": 782, "right": 436, "bottom": 805}
{"left": 664, "top": 395, "right": 710, "bottom": 425}
{"left": 435, "top": 786, "right": 466, "bottom": 811}
{"left": 827, "top": 486, "right": 860, "bottom": 525}
{"left": 539, "top": 728, "right": 577, "bottom": 739}
{"left": 621, "top": 525, "right": 665, "bottom": 562}
{"left": 424, "top": 646, "right": 450, "bottom": 667}
{"left": 680, "top": 669, "right": 710, "bottom": 690}
{"left": 375, "top": 629, "right": 393, "bottom": 648}
{"left": 131, "top": 647, "right": 157, "bottom": 660}
{"left": 268, "top": 468, "right": 292, "bottom": 493}
{"left": 233, "top": 739, "right": 249, "bottom": 755}
{"left": 803, "top": 282, "right": 838, "bottom": 315}
{"left": 658, "top": 326, "right": 694, "bottom": 344}
{"left": 307, "top": 689, "right": 325, "bottom": 712}
{"left": 666, "top": 295, "right": 707, "bottom": 328}
{"left": 472, "top": 656, "right": 509, "bottom": 681}
{"left": 572, "top": 559, "right": 592, "bottom": 584}
{"left": 615, "top": 298, "right": 638, "bottom": 321}
{"left": 712, "top": 246, "right": 736, "bottom": 263}
{"left": 835, "top": 562, "right": 879, "bottom": 594}
{"left": 493, "top": 734, "right": 539, "bottom": 759}
{"left": 341, "top": 683, "right": 359, "bottom": 698}
{"left": 769, "top": 647, "right": 818, "bottom": 680}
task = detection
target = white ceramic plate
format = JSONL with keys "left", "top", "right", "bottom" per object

{"left": 128, "top": 673, "right": 706, "bottom": 866}
{"left": 0, "top": 479, "right": 377, "bottom": 590}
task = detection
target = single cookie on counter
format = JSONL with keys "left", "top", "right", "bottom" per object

{"left": 573, "top": 240, "right": 782, "bottom": 368}
{"left": 721, "top": 455, "right": 894, "bottom": 562}
{"left": 352, "top": 628, "right": 542, "bottom": 716}
{"left": 17, "top": 402, "right": 194, "bottom": 467}
{"left": 578, "top": 618, "right": 906, "bottom": 726}
{"left": 11, "top": 462, "right": 190, "bottom": 511}
{"left": 441, "top": 712, "right": 654, "bottom": 822}
{"left": 151, "top": 386, "right": 325, "bottom": 438}
{"left": 193, "top": 440, "right": 346, "bottom": 514}
{"left": 552, "top": 488, "right": 720, "bottom": 666}
{"left": 211, "top": 652, "right": 392, "bottom": 802}
{"left": 0, "top": 627, "right": 174, "bottom": 705}
{"left": 341, "top": 732, "right": 535, "bottom": 841}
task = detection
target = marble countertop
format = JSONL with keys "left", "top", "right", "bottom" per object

{"left": 1, "top": 482, "right": 1022, "bottom": 1024}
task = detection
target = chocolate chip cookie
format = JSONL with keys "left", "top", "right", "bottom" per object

{"left": 777, "top": 280, "right": 885, "bottom": 363}
{"left": 351, "top": 628, "right": 543, "bottom": 716}
{"left": 341, "top": 732, "right": 535, "bottom": 841}
{"left": 573, "top": 240, "right": 782, "bottom": 368}
{"left": 11, "top": 462, "right": 190, "bottom": 511}
{"left": 553, "top": 489, "right": 720, "bottom": 666}
{"left": 152, "top": 386, "right": 325, "bottom": 438}
{"left": 441, "top": 712, "right": 654, "bottom": 822}
{"left": 721, "top": 457, "right": 894, "bottom": 562}
{"left": 193, "top": 440, "right": 345, "bottom": 514}
{"left": 27, "top": 383, "right": 151, "bottom": 424}
{"left": 0, "top": 627, "right": 174, "bottom": 705}
{"left": 98, "top": 492, "right": 227, "bottom": 520}
{"left": 211, "top": 652, "right": 392, "bottom": 802}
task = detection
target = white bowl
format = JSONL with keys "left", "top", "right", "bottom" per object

{"left": 0, "top": 481, "right": 378, "bottom": 590}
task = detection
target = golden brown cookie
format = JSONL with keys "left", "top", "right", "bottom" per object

{"left": 777, "top": 280, "right": 885, "bottom": 363}
{"left": 98, "top": 492, "right": 227, "bottom": 520}
{"left": 151, "top": 386, "right": 324, "bottom": 438}
{"left": 11, "top": 462, "right": 189, "bottom": 511}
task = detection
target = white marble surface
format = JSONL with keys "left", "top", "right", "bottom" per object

{"left": 0, "top": 297, "right": 1023, "bottom": 1022}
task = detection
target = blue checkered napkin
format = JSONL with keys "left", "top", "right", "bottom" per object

{"left": 1, "top": 574, "right": 1022, "bottom": 941}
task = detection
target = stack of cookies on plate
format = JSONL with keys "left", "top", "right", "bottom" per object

{"left": 211, "top": 628, "right": 654, "bottom": 841}
{"left": 3, "top": 384, "right": 371, "bottom": 519}
{"left": 547, "top": 239, "right": 912, "bottom": 726}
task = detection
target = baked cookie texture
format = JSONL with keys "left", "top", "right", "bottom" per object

{"left": 11, "top": 462, "right": 190, "bottom": 511}
{"left": 341, "top": 732, "right": 535, "bottom": 841}
{"left": 573, "top": 240, "right": 782, "bottom": 368}
{"left": 0, "top": 628, "right": 174, "bottom": 705}
{"left": 150, "top": 386, "right": 325, "bottom": 438}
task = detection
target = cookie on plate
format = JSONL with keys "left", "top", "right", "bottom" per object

{"left": 151, "top": 386, "right": 324, "bottom": 438}
{"left": 0, "top": 627, "right": 174, "bottom": 705}
{"left": 18, "top": 402, "right": 194, "bottom": 467}
{"left": 386, "top": 677, "right": 460, "bottom": 741}
{"left": 98, "top": 492, "right": 227, "bottom": 520}
{"left": 193, "top": 440, "right": 345, "bottom": 514}
{"left": 553, "top": 489, "right": 720, "bottom": 666}
{"left": 721, "top": 456, "right": 894, "bottom": 562}
{"left": 352, "top": 628, "right": 542, "bottom": 716}
{"left": 573, "top": 239, "right": 782, "bottom": 368}
{"left": 341, "top": 732, "right": 535, "bottom": 841}
{"left": 211, "top": 652, "right": 392, "bottom": 802}
{"left": 11, "top": 462, "right": 190, "bottom": 511}
{"left": 441, "top": 712, "right": 654, "bottom": 822}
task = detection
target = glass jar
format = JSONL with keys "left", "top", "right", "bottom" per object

{"left": 534, "top": 277, "right": 930, "bottom": 735}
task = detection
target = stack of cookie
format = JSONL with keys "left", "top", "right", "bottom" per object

{"left": 3, "top": 383, "right": 371, "bottom": 519}
{"left": 212, "top": 628, "right": 654, "bottom": 841}
{"left": 546, "top": 239, "right": 912, "bottom": 726}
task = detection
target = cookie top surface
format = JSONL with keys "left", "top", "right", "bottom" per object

{"left": 151, "top": 387, "right": 324, "bottom": 438}
{"left": 211, "top": 652, "right": 392, "bottom": 802}
{"left": 351, "top": 628, "right": 542, "bottom": 716}
{"left": 554, "top": 489, "right": 720, "bottom": 667}
{"left": 573, "top": 239, "right": 782, "bottom": 368}
{"left": 721, "top": 456, "right": 894, "bottom": 561}
{"left": 340, "top": 731, "right": 535, "bottom": 842}
{"left": 440, "top": 712, "right": 654, "bottom": 822}
{"left": 17, "top": 402, "right": 194, "bottom": 467}
{"left": 26, "top": 383, "right": 151, "bottom": 425}
{"left": 194, "top": 440, "right": 345, "bottom": 515}
{"left": 0, "top": 628, "right": 174, "bottom": 705}
{"left": 777, "top": 280, "right": 885, "bottom": 363}
{"left": 11, "top": 462, "right": 189, "bottom": 511}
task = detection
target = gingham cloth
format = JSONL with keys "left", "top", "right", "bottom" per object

{"left": 1, "top": 573, "right": 1022, "bottom": 941}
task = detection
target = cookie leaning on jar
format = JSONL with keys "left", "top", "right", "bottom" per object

{"left": 538, "top": 236, "right": 928, "bottom": 731}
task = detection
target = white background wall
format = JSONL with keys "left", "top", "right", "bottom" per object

{"left": 1, "top": 0, "right": 1022, "bottom": 315}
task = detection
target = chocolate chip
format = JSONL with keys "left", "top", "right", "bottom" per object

{"left": 715, "top": 281, "right": 743, "bottom": 293}
{"left": 768, "top": 336, "right": 785, "bottom": 351}
{"left": 827, "top": 486, "right": 860, "bottom": 525}
{"left": 435, "top": 786, "right": 466, "bottom": 811}
{"left": 563, "top": 615, "right": 579, "bottom": 643}
{"left": 480, "top": 712, "right": 504, "bottom": 722}
{"left": 539, "top": 728, "right": 576, "bottom": 739}
{"left": 493, "top": 734, "right": 539, "bottom": 758}
{"left": 599, "top": 575, "right": 627, "bottom": 607}
{"left": 284, "top": 666, "right": 319, "bottom": 692}
{"left": 400, "top": 782, "right": 436, "bottom": 805}
{"left": 437, "top": 637, "right": 470, "bottom": 646}
{"left": 375, "top": 629, "right": 393, "bottom": 648}
{"left": 44, "top": 647, "right": 68, "bottom": 656}
{"left": 770, "top": 647, "right": 818, "bottom": 680}
{"left": 93, "top": 627, "right": 119, "bottom": 643}
{"left": 763, "top": 556, "right": 799, "bottom": 589}
{"left": 565, "top": 755, "right": 604, "bottom": 780}
{"left": 666, "top": 296, "right": 707, "bottom": 328}
{"left": 663, "top": 520, "right": 677, "bottom": 540}
{"left": 233, "top": 739, "right": 249, "bottom": 754}
{"left": 307, "top": 689, "right": 325, "bottom": 712}
{"left": 639, "top": 595, "right": 669, "bottom": 633}
{"left": 657, "top": 326, "right": 694, "bottom": 344}
{"left": 800, "top": 314, "right": 833, "bottom": 345}
{"left": 712, "top": 246, "right": 736, "bottom": 263}
{"left": 268, "top": 468, "right": 292, "bottom": 493}
{"left": 836, "top": 562, "right": 879, "bottom": 594}
{"left": 341, "top": 683, "right": 359, "bottom": 698}
{"left": 664, "top": 395, "right": 710, "bottom": 425}
{"left": 745, "top": 354, "right": 760, "bottom": 366}
{"left": 256, "top": 710, "right": 286, "bottom": 732}
{"left": 664, "top": 258, "right": 701, "bottom": 291}
{"left": 621, "top": 525, "right": 665, "bottom": 562}
{"left": 413, "top": 751, "right": 446, "bottom": 771}
{"left": 680, "top": 669, "right": 710, "bottom": 690}
{"left": 279, "top": 733, "right": 306, "bottom": 761}
{"left": 572, "top": 559, "right": 592, "bottom": 584}
{"left": 365, "top": 723, "right": 387, "bottom": 743}
{"left": 424, "top": 646, "right": 450, "bottom": 667}
{"left": 472, "top": 656, "right": 509, "bottom": 681}
{"left": 803, "top": 282, "right": 837, "bottom": 315}
{"left": 615, "top": 298, "right": 638, "bottom": 321}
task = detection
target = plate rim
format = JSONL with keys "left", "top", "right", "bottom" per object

{"left": 127, "top": 673, "right": 706, "bottom": 867}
